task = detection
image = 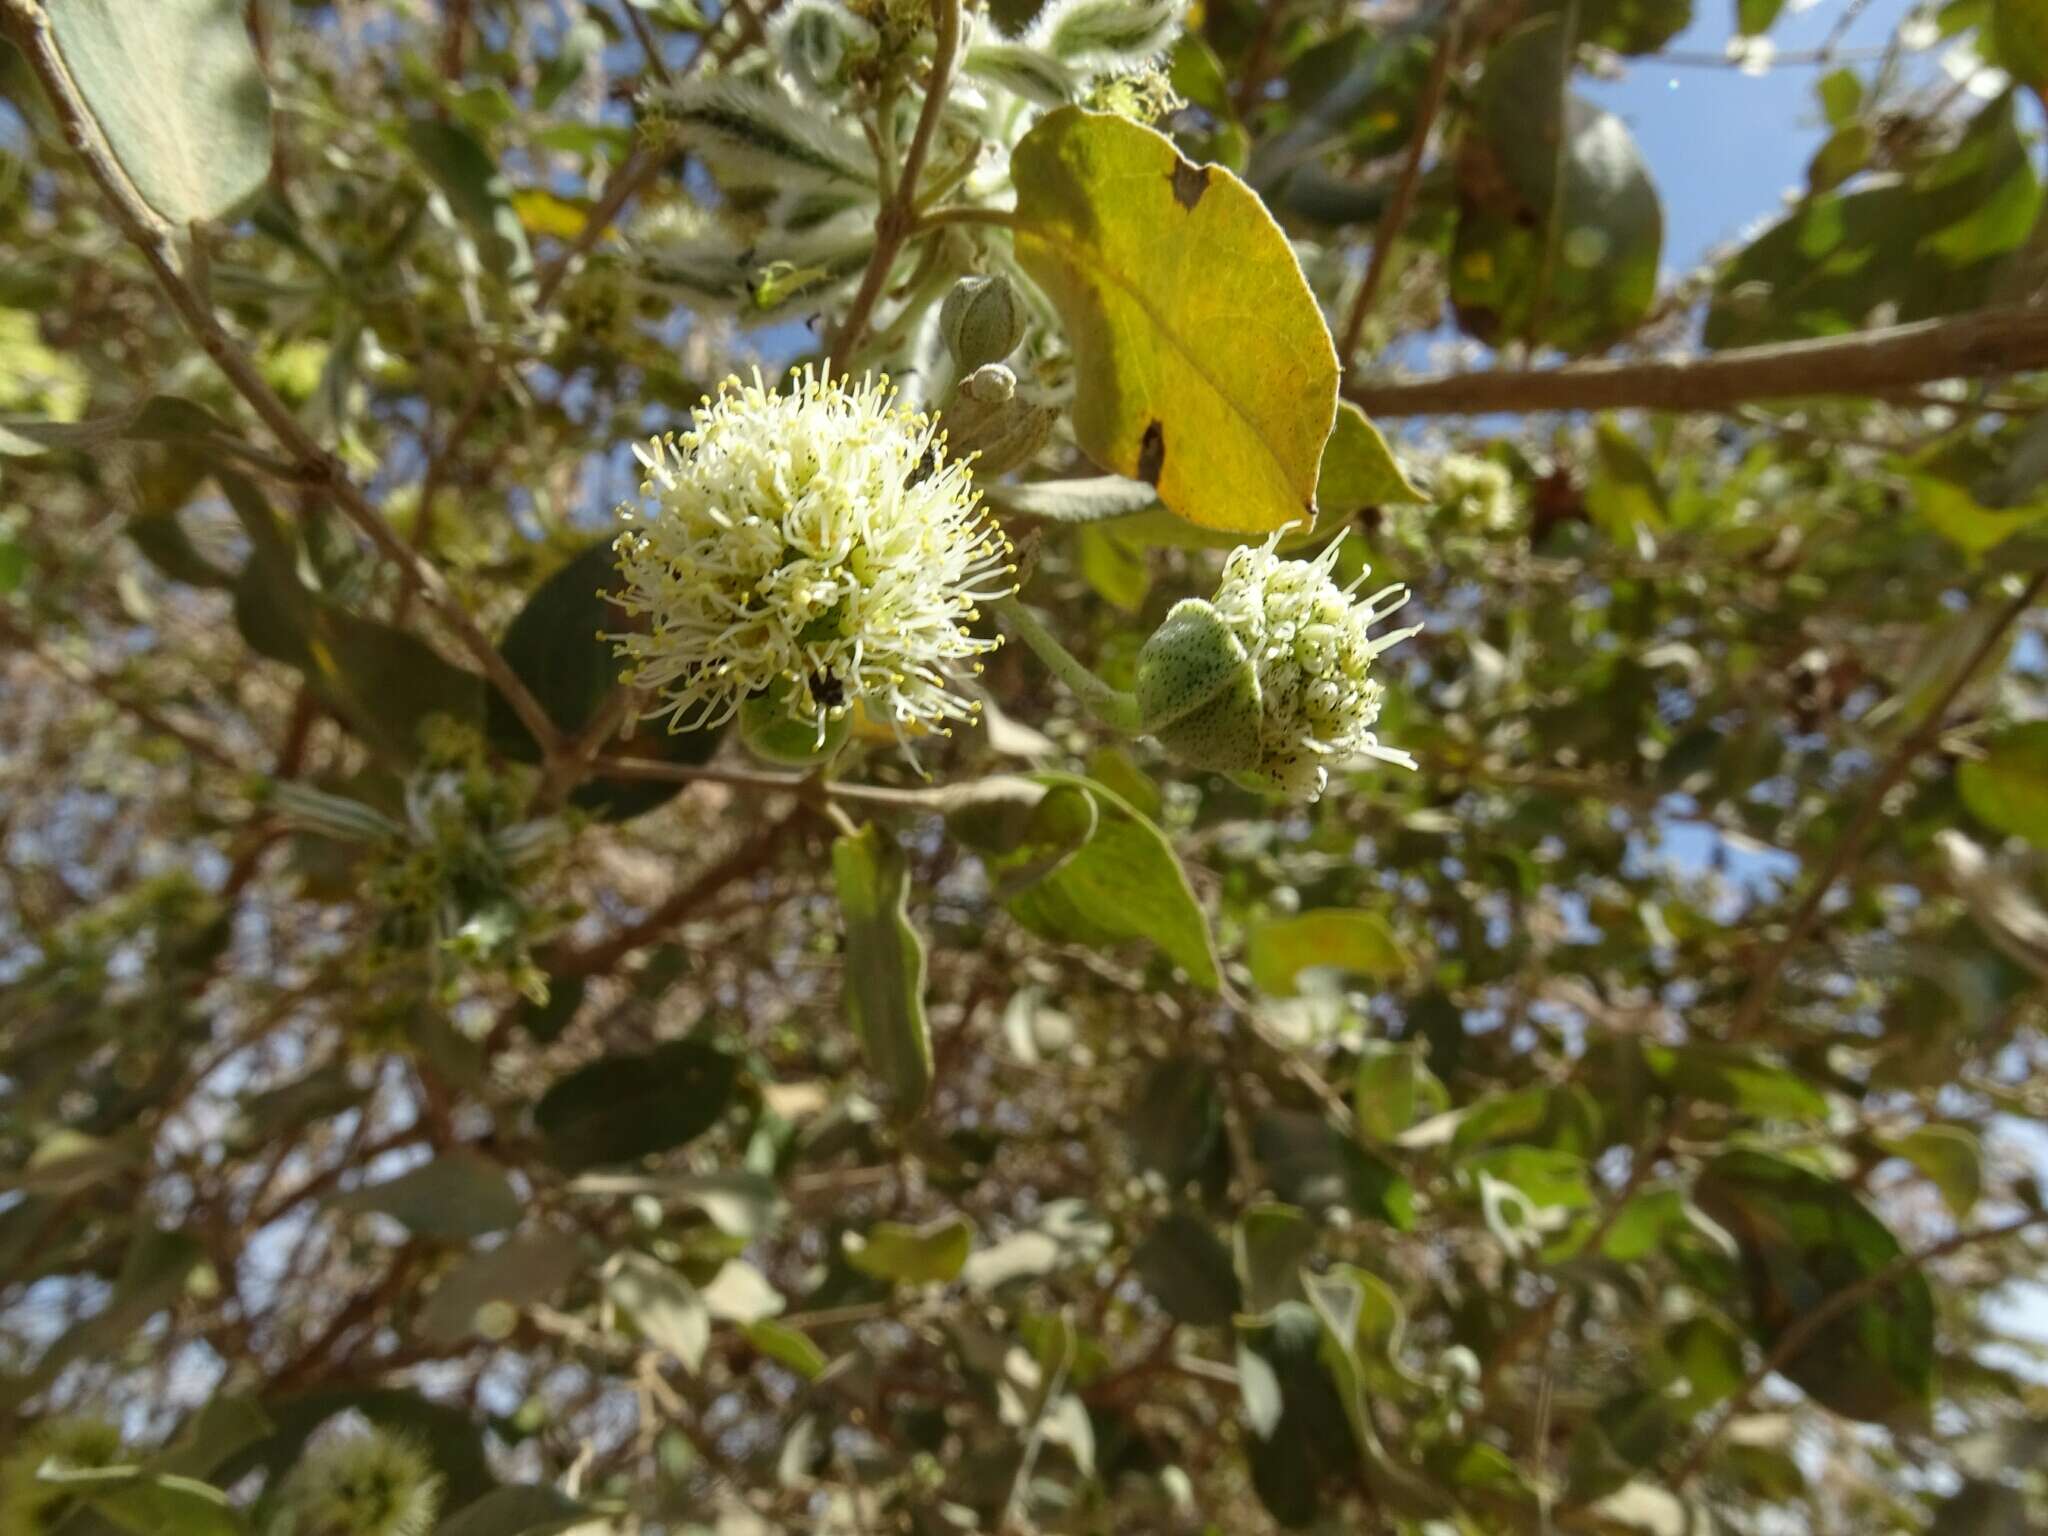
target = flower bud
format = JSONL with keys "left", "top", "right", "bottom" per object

{"left": 1137, "top": 534, "right": 1419, "bottom": 800}
{"left": 940, "top": 273, "right": 1027, "bottom": 371}
{"left": 940, "top": 364, "right": 1058, "bottom": 477}
{"left": 1134, "top": 599, "right": 1263, "bottom": 771}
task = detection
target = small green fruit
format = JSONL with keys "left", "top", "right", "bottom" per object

{"left": 939, "top": 272, "right": 1027, "bottom": 371}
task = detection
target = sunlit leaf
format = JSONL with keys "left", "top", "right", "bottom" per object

{"left": 1011, "top": 107, "right": 1338, "bottom": 532}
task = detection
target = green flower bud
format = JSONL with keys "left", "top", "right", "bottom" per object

{"left": 939, "top": 273, "right": 1027, "bottom": 371}
{"left": 741, "top": 678, "right": 852, "bottom": 766}
{"left": 1134, "top": 598, "right": 1263, "bottom": 771}
{"left": 941, "top": 364, "right": 1058, "bottom": 477}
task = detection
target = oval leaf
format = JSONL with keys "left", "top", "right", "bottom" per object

{"left": 832, "top": 822, "right": 933, "bottom": 1120}
{"left": 47, "top": 0, "right": 272, "bottom": 225}
{"left": 1010, "top": 107, "right": 1339, "bottom": 533}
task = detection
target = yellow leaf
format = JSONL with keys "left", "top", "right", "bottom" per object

{"left": 1010, "top": 108, "right": 1338, "bottom": 534}
{"left": 512, "top": 187, "right": 591, "bottom": 241}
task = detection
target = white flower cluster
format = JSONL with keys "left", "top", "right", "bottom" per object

{"left": 1209, "top": 534, "right": 1420, "bottom": 799}
{"left": 609, "top": 366, "right": 1015, "bottom": 749}
{"left": 1434, "top": 452, "right": 1519, "bottom": 533}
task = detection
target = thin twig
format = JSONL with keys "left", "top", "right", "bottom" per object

{"left": 824, "top": 0, "right": 963, "bottom": 363}
{"left": 1337, "top": 8, "right": 1460, "bottom": 373}
{"left": 553, "top": 807, "right": 807, "bottom": 977}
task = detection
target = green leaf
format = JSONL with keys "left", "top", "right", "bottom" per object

{"left": 338, "top": 1150, "right": 522, "bottom": 1240}
{"left": 833, "top": 822, "right": 934, "bottom": 1121}
{"left": 745, "top": 1319, "right": 830, "bottom": 1380}
{"left": 1353, "top": 1041, "right": 1449, "bottom": 1144}
{"left": 405, "top": 118, "right": 533, "bottom": 282}
{"left": 225, "top": 475, "right": 482, "bottom": 764}
{"left": 1255, "top": 1110, "right": 1415, "bottom": 1228}
{"left": 487, "top": 541, "right": 725, "bottom": 821}
{"left": 1706, "top": 94, "right": 2041, "bottom": 348}
{"left": 1533, "top": 0, "right": 1693, "bottom": 52}
{"left": 1695, "top": 1149, "right": 1935, "bottom": 1424}
{"left": 1664, "top": 1313, "right": 1748, "bottom": 1409}
{"left": 701, "top": 1259, "right": 783, "bottom": 1324}
{"left": 1246, "top": 909, "right": 1409, "bottom": 996}
{"left": 1585, "top": 419, "right": 1667, "bottom": 541}
{"left": 1128, "top": 1056, "right": 1223, "bottom": 1182}
{"left": 535, "top": 1039, "right": 740, "bottom": 1171}
{"left": 1316, "top": 402, "right": 1425, "bottom": 520}
{"left": 437, "top": 1486, "right": 593, "bottom": 1536}
{"left": 1452, "top": 18, "right": 1663, "bottom": 352}
{"left": 418, "top": 1231, "right": 583, "bottom": 1344}
{"left": 1076, "top": 524, "right": 1151, "bottom": 612}
{"left": 0, "top": 393, "right": 233, "bottom": 458}
{"left": 46, "top": 0, "right": 271, "bottom": 224}
{"left": 33, "top": 1464, "right": 250, "bottom": 1536}
{"left": 156, "top": 1398, "right": 273, "bottom": 1481}
{"left": 606, "top": 1252, "right": 710, "bottom": 1372}
{"left": 1462, "top": 1145, "right": 1596, "bottom": 1210}
{"left": 568, "top": 1170, "right": 785, "bottom": 1239}
{"left": 1134, "top": 1210, "right": 1243, "bottom": 1325}
{"left": 1003, "top": 772, "right": 1221, "bottom": 990}
{"left": 982, "top": 474, "right": 1161, "bottom": 524}
{"left": 1235, "top": 1201, "right": 1317, "bottom": 1314}
{"left": 1961, "top": 722, "right": 2048, "bottom": 844}
{"left": 1643, "top": 1044, "right": 1830, "bottom": 1122}
{"left": 1736, "top": 0, "right": 1787, "bottom": 35}
{"left": 1010, "top": 107, "right": 1339, "bottom": 533}
{"left": 1994, "top": 0, "right": 2048, "bottom": 90}
{"left": 1234, "top": 1302, "right": 1355, "bottom": 1527}
{"left": 1817, "top": 67, "right": 1864, "bottom": 128}
{"left": 844, "top": 1215, "right": 975, "bottom": 1285}
{"left": 1876, "top": 1125, "right": 1982, "bottom": 1219}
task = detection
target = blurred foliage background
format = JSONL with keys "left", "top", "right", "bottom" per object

{"left": 5, "top": 0, "right": 2048, "bottom": 1533}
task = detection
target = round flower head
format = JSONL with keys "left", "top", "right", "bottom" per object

{"left": 609, "top": 365, "right": 1016, "bottom": 750}
{"left": 1434, "top": 452, "right": 1517, "bottom": 533}
{"left": 1207, "top": 532, "right": 1420, "bottom": 799}
{"left": 271, "top": 1429, "right": 442, "bottom": 1536}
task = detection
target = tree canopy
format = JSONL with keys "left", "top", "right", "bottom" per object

{"left": 3, "top": 0, "right": 2048, "bottom": 1533}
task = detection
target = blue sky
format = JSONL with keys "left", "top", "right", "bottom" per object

{"left": 1585, "top": 0, "right": 1932, "bottom": 273}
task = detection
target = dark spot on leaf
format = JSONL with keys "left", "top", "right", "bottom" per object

{"left": 1137, "top": 421, "right": 1166, "bottom": 485}
{"left": 1170, "top": 159, "right": 1210, "bottom": 212}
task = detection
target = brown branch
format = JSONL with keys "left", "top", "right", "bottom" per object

{"left": 1725, "top": 567, "right": 2048, "bottom": 1042}
{"left": 0, "top": 0, "right": 565, "bottom": 763}
{"left": 1344, "top": 306, "right": 2048, "bottom": 417}
{"left": 1337, "top": 10, "right": 1460, "bottom": 374}
{"left": 535, "top": 143, "right": 667, "bottom": 308}
{"left": 1663, "top": 1210, "right": 2048, "bottom": 1491}
{"left": 553, "top": 807, "right": 807, "bottom": 978}
{"left": 824, "top": 0, "right": 962, "bottom": 364}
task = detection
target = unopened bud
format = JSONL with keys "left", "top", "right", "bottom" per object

{"left": 940, "top": 273, "right": 1027, "bottom": 371}
{"left": 1133, "top": 599, "right": 1264, "bottom": 771}
{"left": 941, "top": 364, "right": 1057, "bottom": 477}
